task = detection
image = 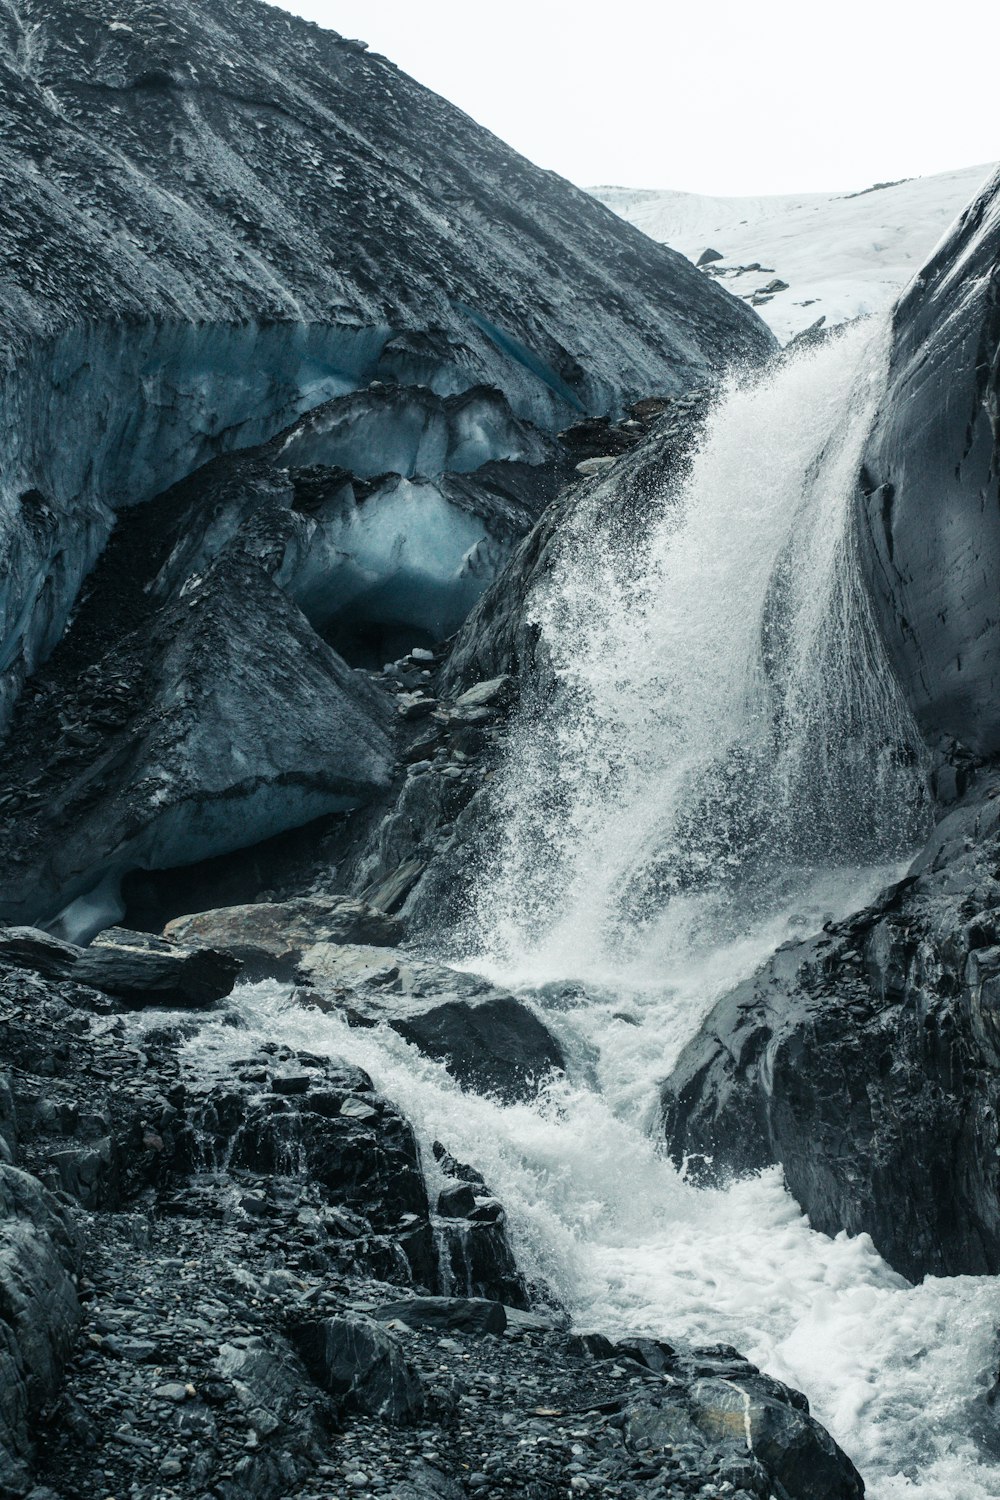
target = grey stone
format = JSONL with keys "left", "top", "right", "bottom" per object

{"left": 0, "top": 925, "right": 240, "bottom": 1009}
{"left": 293, "top": 1314, "right": 425, "bottom": 1422}
{"left": 371, "top": 1297, "right": 507, "bottom": 1336}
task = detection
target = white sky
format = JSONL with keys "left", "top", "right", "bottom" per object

{"left": 270, "top": 0, "right": 999, "bottom": 196}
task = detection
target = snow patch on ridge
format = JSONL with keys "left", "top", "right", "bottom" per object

{"left": 593, "top": 164, "right": 997, "bottom": 343}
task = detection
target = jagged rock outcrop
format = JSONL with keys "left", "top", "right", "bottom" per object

{"left": 0, "top": 543, "right": 395, "bottom": 939}
{"left": 0, "top": 0, "right": 774, "bottom": 739}
{"left": 856, "top": 164, "right": 1000, "bottom": 755}
{"left": 660, "top": 773, "right": 1000, "bottom": 1280}
{"left": 0, "top": 924, "right": 240, "bottom": 1006}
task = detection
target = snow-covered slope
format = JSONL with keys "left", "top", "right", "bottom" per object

{"left": 593, "top": 164, "right": 996, "bottom": 343}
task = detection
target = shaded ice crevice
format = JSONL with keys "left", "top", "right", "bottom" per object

{"left": 0, "top": 312, "right": 586, "bottom": 738}
{"left": 0, "top": 318, "right": 392, "bottom": 733}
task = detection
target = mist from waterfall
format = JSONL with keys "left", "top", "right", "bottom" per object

{"left": 471, "top": 319, "right": 929, "bottom": 987}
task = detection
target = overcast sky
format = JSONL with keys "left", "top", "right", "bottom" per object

{"left": 271, "top": 0, "right": 998, "bottom": 196}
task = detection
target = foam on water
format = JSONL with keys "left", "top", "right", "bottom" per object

{"left": 167, "top": 980, "right": 1000, "bottom": 1500}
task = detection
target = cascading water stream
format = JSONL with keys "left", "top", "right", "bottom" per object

{"left": 470, "top": 317, "right": 928, "bottom": 986}
{"left": 150, "top": 320, "right": 1000, "bottom": 1498}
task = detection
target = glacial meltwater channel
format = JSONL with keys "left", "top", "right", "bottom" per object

{"left": 154, "top": 324, "right": 1000, "bottom": 1496}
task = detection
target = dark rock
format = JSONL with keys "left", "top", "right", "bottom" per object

{"left": 293, "top": 1314, "right": 425, "bottom": 1421}
{"left": 624, "top": 1371, "right": 864, "bottom": 1500}
{"left": 0, "top": 1165, "right": 82, "bottom": 1494}
{"left": 393, "top": 995, "right": 564, "bottom": 1103}
{"left": 431, "top": 1142, "right": 488, "bottom": 1191}
{"left": 438, "top": 1216, "right": 529, "bottom": 1310}
{"left": 372, "top": 1297, "right": 508, "bottom": 1336}
{"left": 436, "top": 1183, "right": 477, "bottom": 1218}
{"left": 856, "top": 165, "right": 1000, "bottom": 754}
{"left": 661, "top": 774, "right": 1000, "bottom": 1279}
{"left": 696, "top": 248, "right": 724, "bottom": 266}
{"left": 0, "top": 926, "right": 239, "bottom": 1008}
{"left": 296, "top": 946, "right": 566, "bottom": 1101}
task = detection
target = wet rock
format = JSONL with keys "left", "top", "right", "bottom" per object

{"left": 296, "top": 946, "right": 565, "bottom": 1101}
{"left": 0, "top": 926, "right": 240, "bottom": 1008}
{"left": 372, "top": 1297, "right": 508, "bottom": 1336}
{"left": 437, "top": 1215, "right": 529, "bottom": 1310}
{"left": 436, "top": 1183, "right": 477, "bottom": 1218}
{"left": 662, "top": 773, "right": 1000, "bottom": 1279}
{"left": 164, "top": 897, "right": 402, "bottom": 979}
{"left": 293, "top": 1314, "right": 425, "bottom": 1421}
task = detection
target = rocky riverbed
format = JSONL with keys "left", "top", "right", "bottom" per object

{"left": 0, "top": 945, "right": 863, "bottom": 1500}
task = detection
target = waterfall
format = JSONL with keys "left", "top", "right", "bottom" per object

{"left": 472, "top": 319, "right": 929, "bottom": 985}
{"left": 136, "top": 317, "right": 1000, "bottom": 1500}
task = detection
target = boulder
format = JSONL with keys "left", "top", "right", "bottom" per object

{"left": 0, "top": 926, "right": 239, "bottom": 1008}
{"left": 164, "top": 897, "right": 402, "bottom": 978}
{"left": 293, "top": 1315, "right": 425, "bottom": 1421}
{"left": 372, "top": 1297, "right": 507, "bottom": 1337}
{"left": 624, "top": 1376, "right": 864, "bottom": 1500}
{"left": 661, "top": 773, "right": 1000, "bottom": 1280}
{"left": 0, "top": 1166, "right": 82, "bottom": 1494}
{"left": 297, "top": 945, "right": 566, "bottom": 1102}
{"left": 213, "top": 1337, "right": 332, "bottom": 1493}
{"left": 856, "top": 165, "right": 1000, "bottom": 754}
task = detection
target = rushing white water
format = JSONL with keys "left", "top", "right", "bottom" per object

{"left": 146, "top": 321, "right": 1000, "bottom": 1497}
{"left": 470, "top": 319, "right": 928, "bottom": 987}
{"left": 171, "top": 982, "right": 1000, "bottom": 1500}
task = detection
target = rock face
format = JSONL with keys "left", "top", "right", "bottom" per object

{"left": 856, "top": 165, "right": 1000, "bottom": 755}
{"left": 0, "top": 0, "right": 774, "bottom": 741}
{"left": 661, "top": 774, "right": 1000, "bottom": 1281}
{"left": 0, "top": 0, "right": 775, "bottom": 929}
{"left": 0, "top": 1165, "right": 81, "bottom": 1494}
{"left": 0, "top": 540, "right": 396, "bottom": 939}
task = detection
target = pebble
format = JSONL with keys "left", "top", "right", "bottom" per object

{"left": 152, "top": 1383, "right": 188, "bottom": 1403}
